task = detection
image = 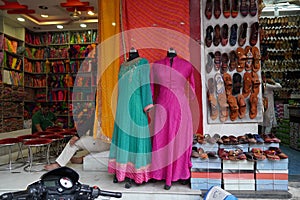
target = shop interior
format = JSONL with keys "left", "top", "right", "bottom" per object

{"left": 0, "top": 0, "right": 299, "bottom": 199}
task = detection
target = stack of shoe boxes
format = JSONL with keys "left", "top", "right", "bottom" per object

{"left": 190, "top": 142, "right": 222, "bottom": 190}
{"left": 221, "top": 144, "right": 255, "bottom": 191}
{"left": 255, "top": 158, "right": 289, "bottom": 191}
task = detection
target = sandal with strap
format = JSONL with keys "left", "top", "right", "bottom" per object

{"left": 237, "top": 94, "right": 246, "bottom": 119}
{"left": 223, "top": 72, "right": 232, "bottom": 96}
{"left": 249, "top": 93, "right": 258, "bottom": 119}
{"left": 227, "top": 95, "right": 239, "bottom": 121}
{"left": 242, "top": 72, "right": 252, "bottom": 98}
{"left": 208, "top": 78, "right": 218, "bottom": 120}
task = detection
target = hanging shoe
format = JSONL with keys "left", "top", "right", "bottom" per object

{"left": 238, "top": 22, "right": 248, "bottom": 46}
{"left": 229, "top": 24, "right": 238, "bottom": 46}
{"left": 213, "top": 24, "right": 221, "bottom": 46}
{"left": 205, "top": 0, "right": 213, "bottom": 19}
{"left": 221, "top": 24, "right": 229, "bottom": 46}
{"left": 223, "top": 0, "right": 231, "bottom": 18}
{"left": 214, "top": 0, "right": 221, "bottom": 19}
{"left": 231, "top": 0, "right": 239, "bottom": 18}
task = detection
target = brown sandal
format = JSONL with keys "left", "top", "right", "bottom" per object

{"left": 237, "top": 94, "right": 246, "bottom": 119}
{"left": 218, "top": 93, "right": 229, "bottom": 122}
{"left": 242, "top": 72, "right": 252, "bottom": 98}
{"left": 208, "top": 78, "right": 218, "bottom": 120}
{"left": 223, "top": 72, "right": 232, "bottom": 96}
{"left": 252, "top": 46, "right": 261, "bottom": 72}
{"left": 236, "top": 47, "right": 246, "bottom": 72}
{"left": 251, "top": 72, "right": 260, "bottom": 95}
{"left": 249, "top": 93, "right": 258, "bottom": 119}
{"left": 227, "top": 95, "right": 239, "bottom": 121}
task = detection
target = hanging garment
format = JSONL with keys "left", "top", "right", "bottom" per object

{"left": 150, "top": 56, "right": 195, "bottom": 187}
{"left": 108, "top": 57, "right": 153, "bottom": 184}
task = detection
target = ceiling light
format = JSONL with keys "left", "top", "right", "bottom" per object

{"left": 88, "top": 11, "right": 95, "bottom": 15}
{"left": 17, "top": 18, "right": 25, "bottom": 22}
{"left": 57, "top": 25, "right": 64, "bottom": 29}
{"left": 112, "top": 22, "right": 116, "bottom": 26}
{"left": 80, "top": 24, "right": 87, "bottom": 28}
{"left": 41, "top": 14, "right": 48, "bottom": 18}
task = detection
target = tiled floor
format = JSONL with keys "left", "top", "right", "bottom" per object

{"left": 0, "top": 146, "right": 299, "bottom": 200}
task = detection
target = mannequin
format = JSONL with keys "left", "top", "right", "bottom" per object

{"left": 128, "top": 47, "right": 139, "bottom": 61}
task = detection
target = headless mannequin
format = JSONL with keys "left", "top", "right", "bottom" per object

{"left": 128, "top": 47, "right": 139, "bottom": 61}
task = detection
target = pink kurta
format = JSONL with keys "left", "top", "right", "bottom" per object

{"left": 150, "top": 56, "right": 195, "bottom": 186}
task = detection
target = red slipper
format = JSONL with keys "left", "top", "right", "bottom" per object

{"left": 231, "top": 0, "right": 239, "bottom": 18}
{"left": 223, "top": 0, "right": 230, "bottom": 18}
{"left": 205, "top": 0, "right": 213, "bottom": 19}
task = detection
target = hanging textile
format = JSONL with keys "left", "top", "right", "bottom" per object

{"left": 95, "top": 0, "right": 120, "bottom": 141}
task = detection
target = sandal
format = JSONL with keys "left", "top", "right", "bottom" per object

{"left": 251, "top": 148, "right": 266, "bottom": 160}
{"left": 214, "top": 51, "right": 222, "bottom": 71}
{"left": 249, "top": 0, "right": 257, "bottom": 16}
{"left": 229, "top": 24, "right": 238, "bottom": 46}
{"left": 236, "top": 47, "right": 246, "bottom": 72}
{"left": 208, "top": 78, "right": 218, "bottom": 120}
{"left": 221, "top": 24, "right": 229, "bottom": 46}
{"left": 205, "top": 0, "right": 213, "bottom": 19}
{"left": 237, "top": 94, "right": 246, "bottom": 119}
{"left": 206, "top": 52, "right": 214, "bottom": 73}
{"left": 214, "top": 0, "right": 221, "bottom": 19}
{"left": 218, "top": 93, "right": 229, "bottom": 122}
{"left": 221, "top": 52, "right": 229, "bottom": 73}
{"left": 240, "top": 0, "right": 249, "bottom": 17}
{"left": 251, "top": 72, "right": 260, "bottom": 95}
{"left": 215, "top": 72, "right": 225, "bottom": 94}
{"left": 213, "top": 25, "right": 221, "bottom": 46}
{"left": 232, "top": 73, "right": 242, "bottom": 95}
{"left": 252, "top": 46, "right": 261, "bottom": 72}
{"left": 249, "top": 22, "right": 259, "bottom": 46}
{"left": 242, "top": 72, "right": 252, "bottom": 98}
{"left": 249, "top": 93, "right": 258, "bottom": 119}
{"left": 229, "top": 50, "right": 238, "bottom": 71}
{"left": 231, "top": 0, "right": 238, "bottom": 18}
{"left": 227, "top": 95, "right": 239, "bottom": 121}
{"left": 223, "top": 0, "right": 230, "bottom": 18}
{"left": 205, "top": 25, "right": 214, "bottom": 47}
{"left": 244, "top": 46, "right": 253, "bottom": 71}
{"left": 238, "top": 23, "right": 248, "bottom": 46}
{"left": 223, "top": 72, "right": 232, "bottom": 96}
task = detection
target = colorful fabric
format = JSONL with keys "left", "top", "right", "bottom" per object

{"left": 95, "top": 0, "right": 121, "bottom": 141}
{"left": 150, "top": 56, "right": 195, "bottom": 186}
{"left": 108, "top": 57, "right": 153, "bottom": 184}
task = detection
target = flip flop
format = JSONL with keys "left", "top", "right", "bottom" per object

{"left": 207, "top": 78, "right": 218, "bottom": 120}
{"left": 229, "top": 50, "right": 238, "bottom": 71}
{"left": 244, "top": 46, "right": 253, "bottom": 71}
{"left": 218, "top": 93, "right": 229, "bottom": 122}
{"left": 236, "top": 47, "right": 246, "bottom": 72}
{"left": 215, "top": 72, "right": 225, "bottom": 94}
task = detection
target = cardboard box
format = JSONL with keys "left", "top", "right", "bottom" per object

{"left": 256, "top": 159, "right": 288, "bottom": 170}
{"left": 223, "top": 160, "right": 254, "bottom": 170}
{"left": 223, "top": 170, "right": 254, "bottom": 180}
{"left": 223, "top": 179, "right": 255, "bottom": 191}
{"left": 191, "top": 157, "right": 222, "bottom": 169}
{"left": 255, "top": 170, "right": 288, "bottom": 180}
{"left": 256, "top": 180, "right": 288, "bottom": 191}
{"left": 191, "top": 178, "right": 221, "bottom": 190}
{"left": 191, "top": 171, "right": 222, "bottom": 179}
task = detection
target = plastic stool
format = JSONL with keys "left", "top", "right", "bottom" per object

{"left": 0, "top": 138, "right": 26, "bottom": 171}
{"left": 23, "top": 138, "right": 53, "bottom": 172}
{"left": 34, "top": 131, "right": 55, "bottom": 137}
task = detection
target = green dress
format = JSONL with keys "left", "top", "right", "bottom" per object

{"left": 108, "top": 57, "right": 153, "bottom": 184}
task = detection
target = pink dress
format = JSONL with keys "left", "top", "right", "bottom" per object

{"left": 150, "top": 56, "right": 195, "bottom": 186}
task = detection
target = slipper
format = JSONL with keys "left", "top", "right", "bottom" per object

{"left": 249, "top": 93, "right": 258, "bottom": 119}
{"left": 237, "top": 94, "right": 246, "bottom": 119}
{"left": 206, "top": 52, "right": 214, "bottom": 73}
{"left": 227, "top": 95, "right": 239, "bottom": 121}
{"left": 204, "top": 134, "right": 216, "bottom": 144}
{"left": 238, "top": 23, "right": 248, "bottom": 46}
{"left": 214, "top": 0, "right": 221, "bottom": 19}
{"left": 221, "top": 24, "right": 229, "bottom": 46}
{"left": 232, "top": 73, "right": 242, "bottom": 95}
{"left": 213, "top": 133, "right": 223, "bottom": 144}
{"left": 221, "top": 52, "right": 229, "bottom": 73}
{"left": 252, "top": 46, "right": 261, "bottom": 72}
{"left": 223, "top": 72, "right": 232, "bottom": 96}
{"left": 251, "top": 72, "right": 260, "bottom": 95}
{"left": 223, "top": 0, "right": 230, "bottom": 18}
{"left": 229, "top": 24, "right": 238, "bottom": 46}
{"left": 214, "top": 51, "right": 222, "bottom": 71}
{"left": 244, "top": 46, "right": 253, "bottom": 71}
{"left": 213, "top": 25, "right": 221, "bottom": 46}
{"left": 221, "top": 136, "right": 230, "bottom": 144}
{"left": 229, "top": 50, "right": 238, "bottom": 71}
{"left": 205, "top": 0, "right": 213, "bottom": 19}
{"left": 231, "top": 0, "right": 239, "bottom": 18}
{"left": 242, "top": 72, "right": 252, "bottom": 98}
{"left": 218, "top": 93, "right": 229, "bottom": 122}
{"left": 252, "top": 148, "right": 266, "bottom": 160}
{"left": 236, "top": 47, "right": 246, "bottom": 72}
{"left": 205, "top": 25, "right": 214, "bottom": 48}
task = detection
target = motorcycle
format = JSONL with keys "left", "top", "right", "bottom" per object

{"left": 0, "top": 167, "right": 122, "bottom": 200}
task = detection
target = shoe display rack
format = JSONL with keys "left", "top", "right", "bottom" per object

{"left": 0, "top": 33, "right": 26, "bottom": 133}
{"left": 24, "top": 29, "right": 98, "bottom": 129}
{"left": 203, "top": 0, "right": 263, "bottom": 124}
{"left": 191, "top": 133, "right": 289, "bottom": 191}
{"left": 259, "top": 15, "right": 300, "bottom": 99}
